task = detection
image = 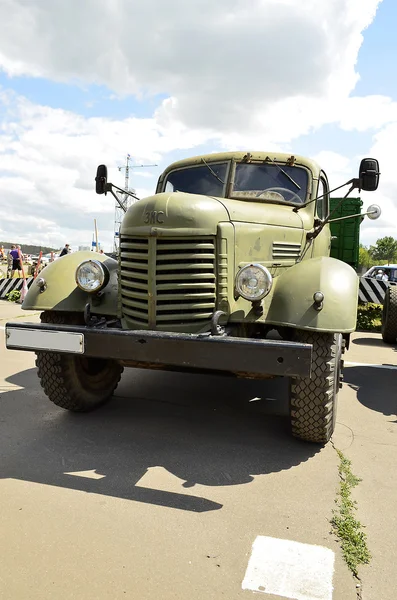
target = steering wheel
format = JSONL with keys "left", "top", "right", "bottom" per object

{"left": 255, "top": 187, "right": 302, "bottom": 204}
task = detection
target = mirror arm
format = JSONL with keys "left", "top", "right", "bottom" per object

{"left": 293, "top": 178, "right": 358, "bottom": 212}
{"left": 105, "top": 182, "right": 139, "bottom": 201}
{"left": 108, "top": 189, "right": 128, "bottom": 213}
{"left": 104, "top": 183, "right": 140, "bottom": 214}
{"left": 349, "top": 177, "right": 361, "bottom": 191}
{"left": 327, "top": 211, "right": 366, "bottom": 223}
{"left": 307, "top": 207, "right": 377, "bottom": 240}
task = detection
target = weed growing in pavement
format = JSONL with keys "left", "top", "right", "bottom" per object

{"left": 331, "top": 447, "right": 371, "bottom": 576}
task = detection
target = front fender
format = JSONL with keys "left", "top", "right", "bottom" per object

{"left": 22, "top": 252, "right": 119, "bottom": 316}
{"left": 267, "top": 257, "right": 359, "bottom": 333}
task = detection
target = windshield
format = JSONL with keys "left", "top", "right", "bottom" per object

{"left": 232, "top": 163, "right": 308, "bottom": 204}
{"left": 164, "top": 163, "right": 228, "bottom": 197}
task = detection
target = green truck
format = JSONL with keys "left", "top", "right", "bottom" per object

{"left": 5, "top": 152, "right": 381, "bottom": 443}
{"left": 329, "top": 197, "right": 363, "bottom": 270}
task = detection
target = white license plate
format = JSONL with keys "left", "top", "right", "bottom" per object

{"left": 6, "top": 327, "right": 84, "bottom": 354}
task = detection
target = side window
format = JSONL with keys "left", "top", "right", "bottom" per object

{"left": 316, "top": 176, "right": 329, "bottom": 220}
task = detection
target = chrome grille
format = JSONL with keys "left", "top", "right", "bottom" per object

{"left": 120, "top": 236, "right": 216, "bottom": 327}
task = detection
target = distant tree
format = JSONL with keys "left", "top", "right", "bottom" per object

{"left": 369, "top": 236, "right": 397, "bottom": 265}
{"left": 359, "top": 245, "right": 374, "bottom": 269}
{"left": 0, "top": 241, "right": 57, "bottom": 255}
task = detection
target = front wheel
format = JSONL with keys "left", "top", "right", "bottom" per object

{"left": 289, "top": 331, "right": 343, "bottom": 443}
{"left": 36, "top": 311, "right": 123, "bottom": 412}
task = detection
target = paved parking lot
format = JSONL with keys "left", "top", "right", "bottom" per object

{"left": 1, "top": 302, "right": 396, "bottom": 600}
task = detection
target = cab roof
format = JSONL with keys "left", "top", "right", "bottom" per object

{"left": 161, "top": 151, "right": 322, "bottom": 177}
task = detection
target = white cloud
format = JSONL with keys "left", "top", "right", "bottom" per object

{"left": 0, "top": 0, "right": 383, "bottom": 139}
{"left": 1, "top": 0, "right": 397, "bottom": 251}
{"left": 312, "top": 151, "right": 353, "bottom": 179}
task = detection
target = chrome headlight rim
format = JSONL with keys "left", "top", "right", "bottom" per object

{"left": 235, "top": 263, "right": 273, "bottom": 301}
{"left": 75, "top": 259, "right": 109, "bottom": 293}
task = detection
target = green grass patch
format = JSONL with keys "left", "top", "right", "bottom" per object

{"left": 356, "top": 303, "right": 382, "bottom": 331}
{"left": 331, "top": 448, "right": 371, "bottom": 576}
{"left": 5, "top": 290, "right": 21, "bottom": 303}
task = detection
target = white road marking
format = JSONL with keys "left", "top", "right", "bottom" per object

{"left": 64, "top": 470, "right": 105, "bottom": 480}
{"left": 242, "top": 536, "right": 334, "bottom": 600}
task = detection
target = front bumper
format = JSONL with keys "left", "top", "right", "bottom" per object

{"left": 5, "top": 322, "right": 312, "bottom": 378}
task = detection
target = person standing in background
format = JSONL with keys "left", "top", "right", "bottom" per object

{"left": 59, "top": 244, "right": 70, "bottom": 257}
{"left": 10, "top": 245, "right": 22, "bottom": 278}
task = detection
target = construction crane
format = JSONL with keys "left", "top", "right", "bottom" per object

{"left": 113, "top": 154, "right": 157, "bottom": 253}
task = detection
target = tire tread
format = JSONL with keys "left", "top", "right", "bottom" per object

{"left": 290, "top": 331, "right": 343, "bottom": 443}
{"left": 381, "top": 285, "right": 397, "bottom": 344}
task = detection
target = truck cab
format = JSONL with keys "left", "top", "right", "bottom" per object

{"left": 120, "top": 152, "right": 334, "bottom": 333}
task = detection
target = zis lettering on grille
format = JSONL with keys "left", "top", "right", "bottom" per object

{"left": 144, "top": 210, "right": 165, "bottom": 224}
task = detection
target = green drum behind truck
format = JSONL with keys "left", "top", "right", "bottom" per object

{"left": 5, "top": 152, "right": 381, "bottom": 443}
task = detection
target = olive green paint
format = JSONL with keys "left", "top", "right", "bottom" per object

{"left": 22, "top": 252, "right": 119, "bottom": 316}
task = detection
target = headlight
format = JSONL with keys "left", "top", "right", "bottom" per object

{"left": 235, "top": 263, "right": 272, "bottom": 301}
{"left": 75, "top": 260, "right": 109, "bottom": 292}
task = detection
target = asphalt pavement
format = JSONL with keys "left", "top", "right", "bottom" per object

{"left": 0, "top": 302, "right": 396, "bottom": 600}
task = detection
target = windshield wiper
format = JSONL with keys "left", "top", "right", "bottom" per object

{"left": 201, "top": 158, "right": 225, "bottom": 185}
{"left": 265, "top": 156, "right": 301, "bottom": 190}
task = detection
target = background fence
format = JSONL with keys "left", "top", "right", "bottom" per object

{"left": 0, "top": 277, "right": 34, "bottom": 299}
{"left": 358, "top": 277, "right": 389, "bottom": 304}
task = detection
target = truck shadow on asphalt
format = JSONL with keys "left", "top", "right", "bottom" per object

{"left": 1, "top": 367, "right": 320, "bottom": 513}
{"left": 352, "top": 336, "right": 397, "bottom": 350}
{"left": 344, "top": 365, "right": 397, "bottom": 420}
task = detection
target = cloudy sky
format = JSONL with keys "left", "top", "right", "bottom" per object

{"left": 0, "top": 0, "right": 396, "bottom": 251}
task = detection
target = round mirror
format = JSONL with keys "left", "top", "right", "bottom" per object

{"left": 366, "top": 204, "right": 381, "bottom": 220}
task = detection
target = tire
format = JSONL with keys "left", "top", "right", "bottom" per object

{"left": 289, "top": 331, "right": 343, "bottom": 444}
{"left": 36, "top": 311, "right": 123, "bottom": 412}
{"left": 381, "top": 285, "right": 397, "bottom": 344}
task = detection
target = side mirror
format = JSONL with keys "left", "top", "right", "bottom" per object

{"left": 95, "top": 164, "right": 108, "bottom": 194}
{"left": 366, "top": 204, "right": 381, "bottom": 220}
{"left": 359, "top": 158, "right": 380, "bottom": 192}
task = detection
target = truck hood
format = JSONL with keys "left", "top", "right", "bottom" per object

{"left": 121, "top": 192, "right": 306, "bottom": 236}
{"left": 121, "top": 192, "right": 230, "bottom": 236}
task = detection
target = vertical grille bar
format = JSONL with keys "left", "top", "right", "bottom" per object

{"left": 148, "top": 238, "right": 157, "bottom": 328}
